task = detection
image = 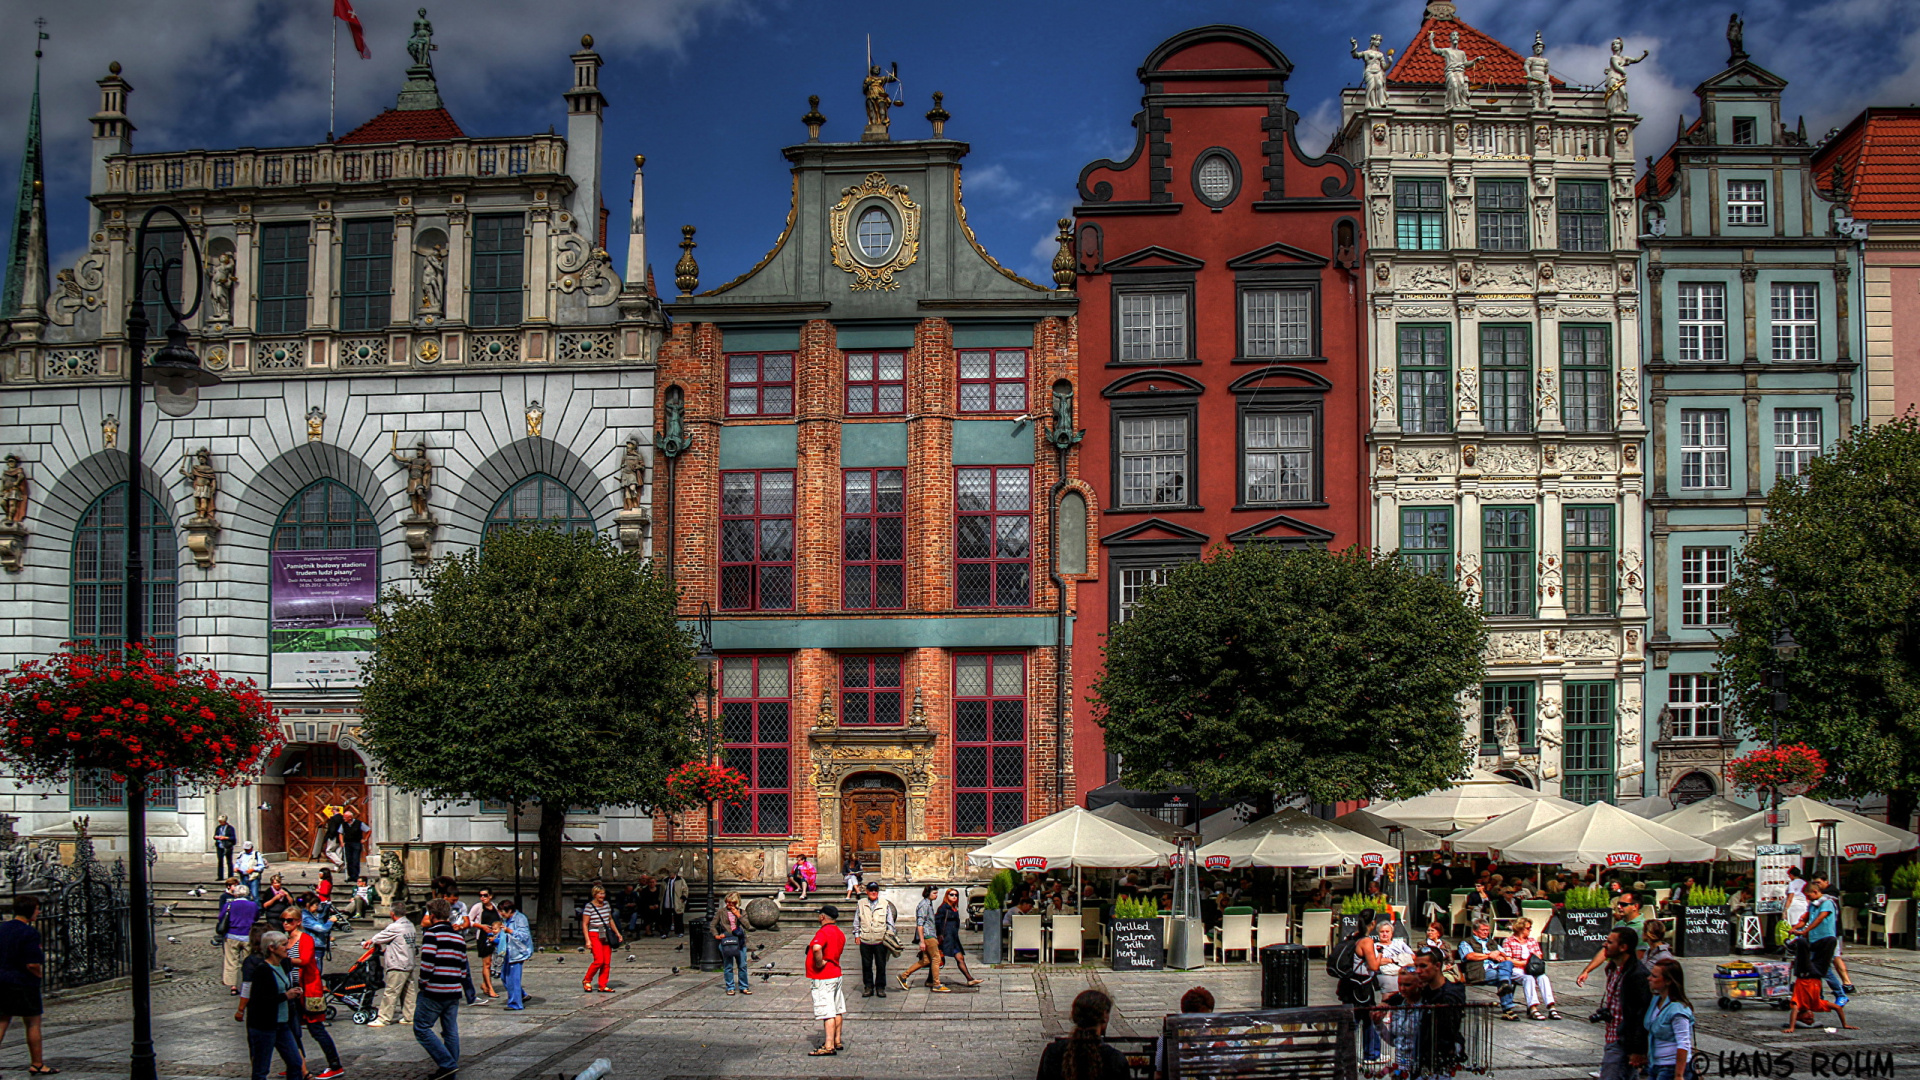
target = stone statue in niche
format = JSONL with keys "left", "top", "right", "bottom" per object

{"left": 391, "top": 435, "right": 435, "bottom": 519}
{"left": 208, "top": 251, "right": 236, "bottom": 323}
{"left": 1525, "top": 32, "right": 1552, "bottom": 111}
{"left": 657, "top": 387, "right": 691, "bottom": 458}
{"left": 525, "top": 401, "right": 543, "bottom": 439}
{"left": 306, "top": 407, "right": 325, "bottom": 443}
{"left": 101, "top": 414, "right": 118, "bottom": 450}
{"left": 1, "top": 456, "right": 28, "bottom": 523}
{"left": 1603, "top": 38, "right": 1648, "bottom": 114}
{"left": 1350, "top": 35, "right": 1396, "bottom": 110}
{"left": 179, "top": 447, "right": 218, "bottom": 523}
{"left": 1045, "top": 383, "right": 1084, "bottom": 452}
{"left": 620, "top": 437, "right": 645, "bottom": 512}
{"left": 407, "top": 7, "right": 436, "bottom": 70}
{"left": 1429, "top": 30, "right": 1482, "bottom": 110}
{"left": 418, "top": 244, "right": 446, "bottom": 315}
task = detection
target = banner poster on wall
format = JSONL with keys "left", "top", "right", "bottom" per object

{"left": 269, "top": 549, "right": 379, "bottom": 690}
{"left": 1754, "top": 843, "right": 1804, "bottom": 915}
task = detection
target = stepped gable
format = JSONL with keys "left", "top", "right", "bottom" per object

{"left": 337, "top": 107, "right": 464, "bottom": 145}
{"left": 1814, "top": 108, "right": 1920, "bottom": 218}
{"left": 1386, "top": 4, "right": 1556, "bottom": 91}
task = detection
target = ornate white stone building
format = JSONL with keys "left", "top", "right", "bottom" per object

{"left": 1338, "top": 1, "right": 1649, "bottom": 801}
{"left": 0, "top": 26, "right": 666, "bottom": 859}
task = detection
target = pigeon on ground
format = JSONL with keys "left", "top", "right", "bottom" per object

{"left": 576, "top": 946, "right": 587, "bottom": 953}
{"left": 556, "top": 957, "right": 566, "bottom": 964}
{"left": 764, "top": 961, "right": 776, "bottom": 969}
{"left": 625, "top": 954, "right": 636, "bottom": 962}
{"left": 189, "top": 886, "right": 207, "bottom": 897}
{"left": 674, "top": 944, "right": 683, "bottom": 951}
{"left": 165, "top": 935, "right": 179, "bottom": 945}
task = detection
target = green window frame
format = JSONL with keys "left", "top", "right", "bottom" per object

{"left": 257, "top": 221, "right": 309, "bottom": 334}
{"left": 339, "top": 218, "right": 392, "bottom": 332}
{"left": 1397, "top": 325, "right": 1450, "bottom": 433}
{"left": 1479, "top": 325, "right": 1531, "bottom": 433}
{"left": 71, "top": 769, "right": 178, "bottom": 810}
{"left": 1481, "top": 682, "right": 1533, "bottom": 750}
{"left": 1563, "top": 681, "right": 1615, "bottom": 804}
{"left": 469, "top": 212, "right": 525, "bottom": 327}
{"left": 1561, "top": 325, "right": 1611, "bottom": 433}
{"left": 136, "top": 228, "right": 183, "bottom": 332}
{"left": 72, "top": 483, "right": 175, "bottom": 653}
{"left": 273, "top": 480, "right": 378, "bottom": 551}
{"left": 1557, "top": 181, "right": 1608, "bottom": 251}
{"left": 1563, "top": 505, "right": 1613, "bottom": 616}
{"left": 1476, "top": 180, "right": 1528, "bottom": 251}
{"left": 1398, "top": 507, "right": 1452, "bottom": 579}
{"left": 1395, "top": 180, "right": 1445, "bottom": 250}
{"left": 486, "top": 474, "right": 596, "bottom": 537}
{"left": 1482, "top": 506, "right": 1533, "bottom": 617}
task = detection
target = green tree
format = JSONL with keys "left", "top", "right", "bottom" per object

{"left": 356, "top": 526, "right": 701, "bottom": 941}
{"left": 1717, "top": 415, "right": 1920, "bottom": 827}
{"left": 1092, "top": 545, "right": 1484, "bottom": 804}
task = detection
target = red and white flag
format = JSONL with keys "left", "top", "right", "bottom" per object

{"left": 335, "top": 0, "right": 370, "bottom": 59}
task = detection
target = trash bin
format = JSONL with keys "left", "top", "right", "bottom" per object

{"left": 687, "top": 917, "right": 722, "bottom": 971}
{"left": 1260, "top": 943, "right": 1308, "bottom": 1008}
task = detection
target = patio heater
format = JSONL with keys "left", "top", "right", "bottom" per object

{"left": 1166, "top": 835, "right": 1204, "bottom": 969}
{"left": 1813, "top": 819, "right": 1840, "bottom": 894}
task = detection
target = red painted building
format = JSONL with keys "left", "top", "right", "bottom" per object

{"left": 1068, "top": 26, "right": 1369, "bottom": 805}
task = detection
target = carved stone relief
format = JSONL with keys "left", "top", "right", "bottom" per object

{"left": 1553, "top": 263, "right": 1614, "bottom": 293}
{"left": 1556, "top": 444, "right": 1614, "bottom": 473}
{"left": 1398, "top": 447, "right": 1451, "bottom": 475}
{"left": 1488, "top": 632, "right": 1538, "bottom": 664}
{"left": 1558, "top": 629, "right": 1619, "bottom": 658}
{"left": 1475, "top": 443, "right": 1537, "bottom": 475}
{"left": 1397, "top": 264, "right": 1453, "bottom": 291}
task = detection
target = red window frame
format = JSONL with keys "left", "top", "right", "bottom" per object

{"left": 840, "top": 654, "right": 904, "bottom": 726}
{"left": 842, "top": 468, "right": 905, "bottom": 610}
{"left": 718, "top": 655, "right": 791, "bottom": 836}
{"left": 957, "top": 348, "right": 1028, "bottom": 414}
{"left": 955, "top": 466, "right": 1032, "bottom": 608}
{"left": 720, "top": 470, "right": 795, "bottom": 611}
{"left": 953, "top": 653, "right": 1027, "bottom": 836}
{"left": 845, "top": 350, "right": 906, "bottom": 415}
{"left": 725, "top": 351, "right": 795, "bottom": 417}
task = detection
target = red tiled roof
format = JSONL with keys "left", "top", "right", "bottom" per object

{"left": 337, "top": 107, "right": 464, "bottom": 145}
{"left": 1637, "top": 116, "right": 1702, "bottom": 199}
{"left": 1387, "top": 15, "right": 1560, "bottom": 90}
{"left": 1812, "top": 108, "right": 1920, "bottom": 220}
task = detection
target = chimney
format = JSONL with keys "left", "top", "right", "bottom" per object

{"left": 563, "top": 34, "right": 607, "bottom": 249}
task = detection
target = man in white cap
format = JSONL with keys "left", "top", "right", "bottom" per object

{"left": 235, "top": 840, "right": 267, "bottom": 901}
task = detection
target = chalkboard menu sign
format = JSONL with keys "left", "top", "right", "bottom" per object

{"left": 1560, "top": 909, "right": 1611, "bottom": 963}
{"left": 1678, "top": 906, "right": 1731, "bottom": 958}
{"left": 1109, "top": 918, "right": 1165, "bottom": 971}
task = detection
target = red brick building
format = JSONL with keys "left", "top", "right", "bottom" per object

{"left": 651, "top": 79, "right": 1086, "bottom": 879}
{"left": 1068, "top": 26, "right": 1369, "bottom": 804}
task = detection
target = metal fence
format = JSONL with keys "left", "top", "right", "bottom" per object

{"left": 1156, "top": 1002, "right": 1495, "bottom": 1080}
{"left": 0, "top": 815, "right": 145, "bottom": 990}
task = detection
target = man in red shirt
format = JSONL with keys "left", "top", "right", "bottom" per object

{"left": 806, "top": 905, "right": 847, "bottom": 1057}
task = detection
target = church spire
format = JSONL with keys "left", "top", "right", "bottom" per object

{"left": 3, "top": 20, "right": 50, "bottom": 322}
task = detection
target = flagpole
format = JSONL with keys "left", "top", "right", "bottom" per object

{"left": 329, "top": 13, "right": 337, "bottom": 142}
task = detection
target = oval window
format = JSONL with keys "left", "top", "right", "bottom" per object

{"left": 1196, "top": 155, "right": 1235, "bottom": 203}
{"left": 856, "top": 207, "right": 895, "bottom": 260}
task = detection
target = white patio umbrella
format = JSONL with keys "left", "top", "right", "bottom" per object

{"left": 1498, "top": 800, "right": 1716, "bottom": 868}
{"left": 1364, "top": 770, "right": 1549, "bottom": 834}
{"left": 1332, "top": 808, "right": 1444, "bottom": 852}
{"left": 1445, "top": 796, "right": 1585, "bottom": 853}
{"left": 1614, "top": 795, "right": 1673, "bottom": 819}
{"left": 966, "top": 805, "right": 1176, "bottom": 870}
{"left": 1091, "top": 800, "right": 1194, "bottom": 842}
{"left": 1197, "top": 808, "right": 1394, "bottom": 870}
{"left": 1701, "top": 795, "right": 1920, "bottom": 862}
{"left": 1654, "top": 795, "right": 1758, "bottom": 838}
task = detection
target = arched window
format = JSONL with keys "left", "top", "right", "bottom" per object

{"left": 271, "top": 480, "right": 379, "bottom": 691}
{"left": 486, "top": 474, "right": 595, "bottom": 535}
{"left": 71, "top": 483, "right": 176, "bottom": 653}
{"left": 274, "top": 480, "right": 378, "bottom": 551}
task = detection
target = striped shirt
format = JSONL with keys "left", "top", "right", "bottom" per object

{"left": 419, "top": 923, "right": 468, "bottom": 1000}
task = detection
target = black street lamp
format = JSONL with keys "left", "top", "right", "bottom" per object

{"left": 1767, "top": 627, "right": 1801, "bottom": 846}
{"left": 123, "top": 205, "right": 218, "bottom": 1080}
{"left": 694, "top": 603, "right": 718, "bottom": 928}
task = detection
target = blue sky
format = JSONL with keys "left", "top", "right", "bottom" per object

{"left": 3, "top": 0, "right": 1917, "bottom": 291}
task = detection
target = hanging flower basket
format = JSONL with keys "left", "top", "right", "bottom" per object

{"left": 0, "top": 643, "right": 282, "bottom": 788}
{"left": 1727, "top": 743, "right": 1827, "bottom": 798}
{"left": 665, "top": 761, "right": 750, "bottom": 810}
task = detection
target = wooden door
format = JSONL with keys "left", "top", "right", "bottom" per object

{"left": 841, "top": 787, "right": 906, "bottom": 873}
{"left": 283, "top": 781, "right": 368, "bottom": 859}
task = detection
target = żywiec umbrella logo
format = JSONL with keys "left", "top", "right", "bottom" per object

{"left": 1606, "top": 852, "right": 1644, "bottom": 868}
{"left": 1169, "top": 852, "right": 1186, "bottom": 867}
{"left": 1204, "top": 855, "right": 1232, "bottom": 871}
{"left": 1014, "top": 855, "right": 1048, "bottom": 872}
{"left": 1845, "top": 843, "right": 1878, "bottom": 860}
{"left": 1360, "top": 853, "right": 1386, "bottom": 868}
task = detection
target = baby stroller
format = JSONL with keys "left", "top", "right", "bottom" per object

{"left": 324, "top": 943, "right": 383, "bottom": 1025}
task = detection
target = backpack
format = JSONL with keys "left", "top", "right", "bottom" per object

{"left": 1327, "top": 921, "right": 1377, "bottom": 1005}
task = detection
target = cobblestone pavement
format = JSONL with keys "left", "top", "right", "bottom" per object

{"left": 19, "top": 920, "right": 1920, "bottom": 1079}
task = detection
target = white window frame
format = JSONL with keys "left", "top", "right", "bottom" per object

{"left": 1676, "top": 283, "right": 1728, "bottom": 362}
{"left": 1243, "top": 411, "right": 1314, "bottom": 504}
{"left": 1769, "top": 283, "right": 1819, "bottom": 361}
{"left": 1727, "top": 179, "right": 1767, "bottom": 225}
{"left": 1118, "top": 291, "right": 1188, "bottom": 362}
{"left": 1679, "top": 409, "right": 1731, "bottom": 490}
{"left": 1667, "top": 674, "right": 1723, "bottom": 739}
{"left": 1241, "top": 287, "right": 1312, "bottom": 358}
{"left": 1774, "top": 408, "right": 1822, "bottom": 479}
{"left": 1116, "top": 415, "right": 1189, "bottom": 507}
{"left": 1679, "top": 546, "right": 1730, "bottom": 627}
{"left": 1117, "top": 566, "right": 1173, "bottom": 623}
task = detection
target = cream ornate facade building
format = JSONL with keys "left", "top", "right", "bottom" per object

{"left": 0, "top": 26, "right": 666, "bottom": 859}
{"left": 1338, "top": 1, "right": 1648, "bottom": 801}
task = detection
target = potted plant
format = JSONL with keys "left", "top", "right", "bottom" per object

{"left": 1337, "top": 893, "right": 1375, "bottom": 942}
{"left": 1108, "top": 894, "right": 1166, "bottom": 970}
{"left": 980, "top": 869, "right": 1014, "bottom": 964}
{"left": 1727, "top": 744, "right": 1828, "bottom": 799}
{"left": 1559, "top": 886, "right": 1613, "bottom": 963}
{"left": 1674, "top": 884, "right": 1731, "bottom": 958}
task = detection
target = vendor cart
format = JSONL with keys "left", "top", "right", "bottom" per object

{"left": 1714, "top": 960, "right": 1792, "bottom": 1010}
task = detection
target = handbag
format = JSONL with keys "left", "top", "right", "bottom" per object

{"left": 1525, "top": 955, "right": 1546, "bottom": 977}
{"left": 882, "top": 930, "right": 903, "bottom": 957}
{"left": 304, "top": 994, "right": 326, "bottom": 1014}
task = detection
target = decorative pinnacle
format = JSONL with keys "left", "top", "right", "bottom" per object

{"left": 581, "top": 33, "right": 593, "bottom": 48}
{"left": 108, "top": 61, "right": 121, "bottom": 75}
{"left": 674, "top": 225, "right": 699, "bottom": 296}
{"left": 802, "top": 95, "right": 826, "bottom": 141}
{"left": 927, "top": 91, "right": 950, "bottom": 138}
{"left": 634, "top": 154, "right": 646, "bottom": 169}
{"left": 1051, "top": 219, "right": 1076, "bottom": 290}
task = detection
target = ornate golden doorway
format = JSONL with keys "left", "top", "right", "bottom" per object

{"left": 840, "top": 772, "right": 907, "bottom": 874}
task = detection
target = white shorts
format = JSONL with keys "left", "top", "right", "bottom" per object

{"left": 810, "top": 977, "right": 846, "bottom": 1019}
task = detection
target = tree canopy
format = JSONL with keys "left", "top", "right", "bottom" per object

{"left": 1717, "top": 414, "right": 1920, "bottom": 825}
{"left": 356, "top": 526, "right": 701, "bottom": 939}
{"left": 1091, "top": 544, "right": 1485, "bottom": 805}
